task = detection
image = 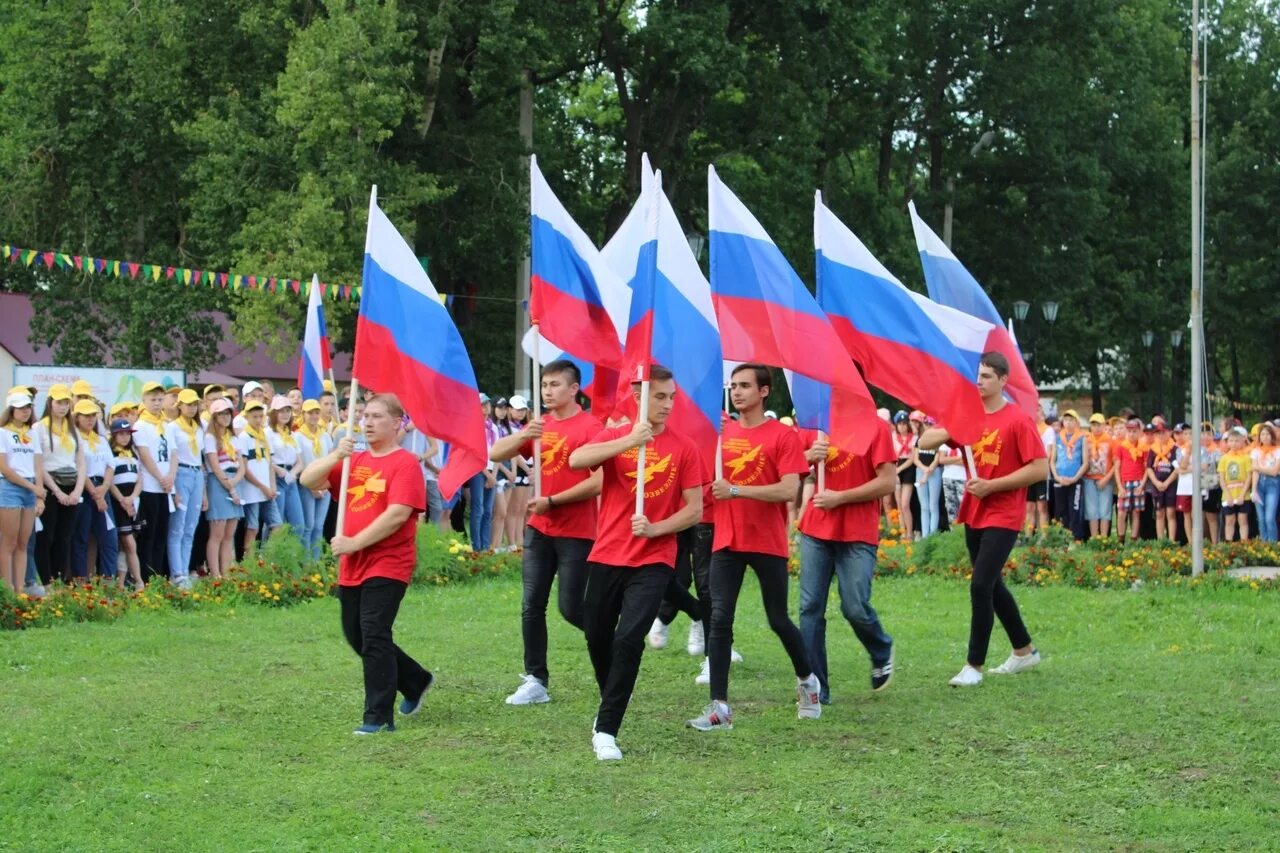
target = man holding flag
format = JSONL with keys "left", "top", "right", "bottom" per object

{"left": 568, "top": 365, "right": 703, "bottom": 761}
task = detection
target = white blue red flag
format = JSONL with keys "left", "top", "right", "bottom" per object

{"left": 297, "top": 274, "right": 331, "bottom": 402}
{"left": 355, "top": 188, "right": 487, "bottom": 500}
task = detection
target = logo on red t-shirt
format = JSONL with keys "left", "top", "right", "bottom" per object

{"left": 972, "top": 428, "right": 1003, "bottom": 467}
{"left": 824, "top": 443, "right": 857, "bottom": 474}
{"left": 623, "top": 449, "right": 677, "bottom": 499}
{"left": 723, "top": 439, "right": 766, "bottom": 483}
{"left": 541, "top": 431, "right": 571, "bottom": 475}
{"left": 347, "top": 465, "right": 387, "bottom": 513}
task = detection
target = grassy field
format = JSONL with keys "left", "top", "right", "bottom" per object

{"left": 1, "top": 573, "right": 1277, "bottom": 852}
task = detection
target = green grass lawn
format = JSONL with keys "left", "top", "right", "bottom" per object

{"left": 1, "top": 574, "right": 1277, "bottom": 852}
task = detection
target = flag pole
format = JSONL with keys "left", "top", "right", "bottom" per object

{"left": 336, "top": 376, "right": 360, "bottom": 538}
{"left": 716, "top": 381, "right": 728, "bottom": 479}
{"left": 635, "top": 365, "right": 649, "bottom": 516}
{"left": 813, "top": 190, "right": 827, "bottom": 494}
{"left": 532, "top": 322, "right": 543, "bottom": 498}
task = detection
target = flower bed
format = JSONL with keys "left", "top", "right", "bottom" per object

{"left": 1, "top": 525, "right": 518, "bottom": 630}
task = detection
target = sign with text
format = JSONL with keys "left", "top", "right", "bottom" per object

{"left": 14, "top": 365, "right": 185, "bottom": 414}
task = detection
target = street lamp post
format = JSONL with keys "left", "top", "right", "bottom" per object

{"left": 1170, "top": 329, "right": 1184, "bottom": 420}
{"left": 1142, "top": 330, "right": 1155, "bottom": 415}
{"left": 1010, "top": 300, "right": 1056, "bottom": 384}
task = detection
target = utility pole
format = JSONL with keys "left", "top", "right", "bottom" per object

{"left": 513, "top": 69, "right": 534, "bottom": 397}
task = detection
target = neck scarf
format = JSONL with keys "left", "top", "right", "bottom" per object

{"left": 274, "top": 423, "right": 298, "bottom": 449}
{"left": 298, "top": 422, "right": 324, "bottom": 456}
{"left": 1119, "top": 438, "right": 1145, "bottom": 462}
{"left": 1150, "top": 438, "right": 1175, "bottom": 465}
{"left": 216, "top": 428, "right": 238, "bottom": 462}
{"left": 174, "top": 415, "right": 200, "bottom": 457}
{"left": 138, "top": 409, "right": 165, "bottom": 429}
{"left": 78, "top": 426, "right": 102, "bottom": 453}
{"left": 5, "top": 423, "right": 32, "bottom": 445}
{"left": 894, "top": 433, "right": 914, "bottom": 458}
{"left": 43, "top": 415, "right": 75, "bottom": 452}
{"left": 113, "top": 441, "right": 134, "bottom": 458}
{"left": 244, "top": 424, "right": 270, "bottom": 460}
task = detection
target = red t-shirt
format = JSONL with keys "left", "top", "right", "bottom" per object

{"left": 586, "top": 426, "right": 704, "bottom": 568}
{"left": 518, "top": 408, "right": 605, "bottom": 540}
{"left": 713, "top": 418, "right": 809, "bottom": 557}
{"left": 1116, "top": 439, "right": 1148, "bottom": 481}
{"left": 328, "top": 448, "right": 425, "bottom": 586}
{"left": 956, "top": 404, "right": 1046, "bottom": 530}
{"left": 797, "top": 421, "right": 896, "bottom": 544}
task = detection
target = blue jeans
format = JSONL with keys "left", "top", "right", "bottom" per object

{"left": 1255, "top": 475, "right": 1280, "bottom": 542}
{"left": 71, "top": 489, "right": 118, "bottom": 579}
{"left": 917, "top": 468, "right": 942, "bottom": 537}
{"left": 275, "top": 478, "right": 305, "bottom": 538}
{"left": 797, "top": 535, "right": 893, "bottom": 703}
{"left": 299, "top": 486, "right": 331, "bottom": 559}
{"left": 167, "top": 467, "right": 203, "bottom": 579}
{"left": 466, "top": 473, "right": 496, "bottom": 549}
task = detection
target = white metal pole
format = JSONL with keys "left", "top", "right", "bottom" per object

{"left": 1190, "top": 0, "right": 1205, "bottom": 576}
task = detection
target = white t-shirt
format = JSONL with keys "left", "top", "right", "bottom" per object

{"left": 268, "top": 427, "right": 300, "bottom": 480}
{"left": 80, "top": 433, "right": 114, "bottom": 480}
{"left": 235, "top": 431, "right": 273, "bottom": 504}
{"left": 296, "top": 426, "right": 333, "bottom": 468}
{"left": 1, "top": 426, "right": 42, "bottom": 479}
{"left": 203, "top": 432, "right": 240, "bottom": 474}
{"left": 35, "top": 420, "right": 79, "bottom": 476}
{"left": 168, "top": 420, "right": 206, "bottom": 468}
{"left": 939, "top": 444, "right": 967, "bottom": 482}
{"left": 1176, "top": 446, "right": 1194, "bottom": 496}
{"left": 133, "top": 419, "right": 171, "bottom": 494}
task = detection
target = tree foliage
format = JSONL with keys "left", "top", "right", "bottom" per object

{"left": 0, "top": 0, "right": 1275, "bottom": 417}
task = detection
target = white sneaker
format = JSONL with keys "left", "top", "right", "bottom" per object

{"left": 647, "top": 618, "right": 669, "bottom": 650}
{"left": 23, "top": 583, "right": 46, "bottom": 599}
{"left": 797, "top": 674, "right": 822, "bottom": 719}
{"left": 989, "top": 649, "right": 1041, "bottom": 675}
{"left": 948, "top": 665, "right": 984, "bottom": 687}
{"left": 694, "top": 657, "right": 711, "bottom": 685}
{"left": 505, "top": 674, "right": 551, "bottom": 705}
{"left": 686, "top": 620, "right": 705, "bottom": 656}
{"left": 730, "top": 648, "right": 744, "bottom": 663}
{"left": 592, "top": 732, "right": 622, "bottom": 761}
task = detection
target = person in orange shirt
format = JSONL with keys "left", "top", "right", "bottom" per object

{"left": 1145, "top": 422, "right": 1179, "bottom": 540}
{"left": 1114, "top": 418, "right": 1148, "bottom": 542}
{"left": 1082, "top": 413, "right": 1117, "bottom": 538}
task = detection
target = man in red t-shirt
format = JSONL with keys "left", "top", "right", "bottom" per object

{"left": 300, "top": 394, "right": 432, "bottom": 735}
{"left": 919, "top": 352, "right": 1048, "bottom": 688}
{"left": 796, "top": 419, "right": 898, "bottom": 703}
{"left": 568, "top": 366, "right": 703, "bottom": 760}
{"left": 489, "top": 359, "right": 603, "bottom": 706}
{"left": 687, "top": 364, "right": 821, "bottom": 733}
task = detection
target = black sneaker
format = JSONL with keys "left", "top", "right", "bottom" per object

{"left": 399, "top": 671, "right": 434, "bottom": 716}
{"left": 871, "top": 646, "right": 894, "bottom": 692}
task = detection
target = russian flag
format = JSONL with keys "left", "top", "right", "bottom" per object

{"left": 530, "top": 155, "right": 626, "bottom": 371}
{"left": 600, "top": 156, "right": 723, "bottom": 470}
{"left": 908, "top": 201, "right": 1038, "bottom": 416}
{"left": 297, "top": 273, "right": 331, "bottom": 401}
{"left": 356, "top": 188, "right": 487, "bottom": 500}
{"left": 708, "top": 167, "right": 878, "bottom": 453}
{"left": 519, "top": 326, "right": 605, "bottom": 410}
{"left": 815, "top": 196, "right": 986, "bottom": 444}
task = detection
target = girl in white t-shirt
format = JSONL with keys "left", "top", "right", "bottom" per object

{"left": 295, "top": 400, "right": 333, "bottom": 558}
{"left": 267, "top": 397, "right": 305, "bottom": 538}
{"left": 35, "top": 387, "right": 86, "bottom": 585}
{"left": 236, "top": 401, "right": 279, "bottom": 553}
{"left": 203, "top": 400, "right": 244, "bottom": 579}
{"left": 108, "top": 419, "right": 146, "bottom": 591}
{"left": 938, "top": 444, "right": 968, "bottom": 524}
{"left": 0, "top": 392, "right": 45, "bottom": 591}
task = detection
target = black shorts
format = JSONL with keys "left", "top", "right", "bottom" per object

{"left": 1026, "top": 480, "right": 1047, "bottom": 502}
{"left": 897, "top": 464, "right": 915, "bottom": 486}
{"left": 1203, "top": 488, "right": 1222, "bottom": 513}
{"left": 1147, "top": 488, "right": 1178, "bottom": 510}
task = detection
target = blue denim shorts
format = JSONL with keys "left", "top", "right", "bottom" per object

{"left": 0, "top": 476, "right": 36, "bottom": 509}
{"left": 244, "top": 498, "right": 282, "bottom": 529}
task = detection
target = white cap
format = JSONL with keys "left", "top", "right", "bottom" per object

{"left": 508, "top": 394, "right": 529, "bottom": 410}
{"left": 877, "top": 407, "right": 891, "bottom": 422}
{"left": 242, "top": 381, "right": 265, "bottom": 397}
{"left": 765, "top": 410, "right": 778, "bottom": 419}
{"left": 269, "top": 394, "right": 293, "bottom": 411}
{"left": 6, "top": 392, "right": 32, "bottom": 408}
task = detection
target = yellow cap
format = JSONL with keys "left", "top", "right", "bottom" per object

{"left": 141, "top": 381, "right": 165, "bottom": 395}
{"left": 71, "top": 379, "right": 94, "bottom": 397}
{"left": 72, "top": 399, "right": 100, "bottom": 417}
{"left": 1088, "top": 413, "right": 1105, "bottom": 424}
{"left": 243, "top": 400, "right": 266, "bottom": 413}
{"left": 1062, "top": 409, "right": 1080, "bottom": 421}
{"left": 202, "top": 384, "right": 225, "bottom": 398}
{"left": 322, "top": 379, "right": 335, "bottom": 393}
{"left": 109, "top": 402, "right": 135, "bottom": 416}
{"left": 302, "top": 399, "right": 321, "bottom": 412}
{"left": 48, "top": 384, "right": 72, "bottom": 401}
{"left": 177, "top": 389, "right": 200, "bottom": 405}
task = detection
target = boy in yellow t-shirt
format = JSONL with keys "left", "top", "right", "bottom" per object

{"left": 1218, "top": 427, "right": 1253, "bottom": 542}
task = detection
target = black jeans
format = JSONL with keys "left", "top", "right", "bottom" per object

{"left": 584, "top": 562, "right": 670, "bottom": 737}
{"left": 338, "top": 577, "right": 431, "bottom": 726}
{"left": 707, "top": 549, "right": 812, "bottom": 702}
{"left": 964, "top": 527, "right": 1033, "bottom": 667}
{"left": 35, "top": 489, "right": 78, "bottom": 584}
{"left": 520, "top": 527, "right": 592, "bottom": 685}
{"left": 657, "top": 523, "right": 712, "bottom": 626}
{"left": 136, "top": 491, "right": 170, "bottom": 581}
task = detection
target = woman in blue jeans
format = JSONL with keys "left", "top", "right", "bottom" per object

{"left": 165, "top": 390, "right": 206, "bottom": 584}
{"left": 295, "top": 400, "right": 333, "bottom": 558}
{"left": 1251, "top": 425, "right": 1280, "bottom": 542}
{"left": 913, "top": 418, "right": 943, "bottom": 538}
{"left": 268, "top": 398, "right": 305, "bottom": 538}
{"left": 465, "top": 468, "right": 496, "bottom": 550}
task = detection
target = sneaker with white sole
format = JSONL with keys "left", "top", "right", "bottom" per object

{"left": 871, "top": 645, "right": 894, "bottom": 692}
{"left": 592, "top": 731, "right": 622, "bottom": 761}
{"left": 686, "top": 620, "right": 705, "bottom": 656}
{"left": 23, "top": 583, "right": 46, "bottom": 599}
{"left": 647, "top": 618, "right": 669, "bottom": 650}
{"left": 505, "top": 674, "right": 550, "bottom": 705}
{"left": 353, "top": 722, "right": 395, "bottom": 735}
{"left": 687, "top": 700, "right": 733, "bottom": 731}
{"left": 730, "top": 648, "right": 744, "bottom": 663}
{"left": 989, "top": 649, "right": 1041, "bottom": 675}
{"left": 399, "top": 671, "right": 435, "bottom": 716}
{"left": 694, "top": 657, "right": 711, "bottom": 685}
{"left": 948, "top": 664, "right": 984, "bottom": 687}
{"left": 797, "top": 674, "right": 822, "bottom": 719}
